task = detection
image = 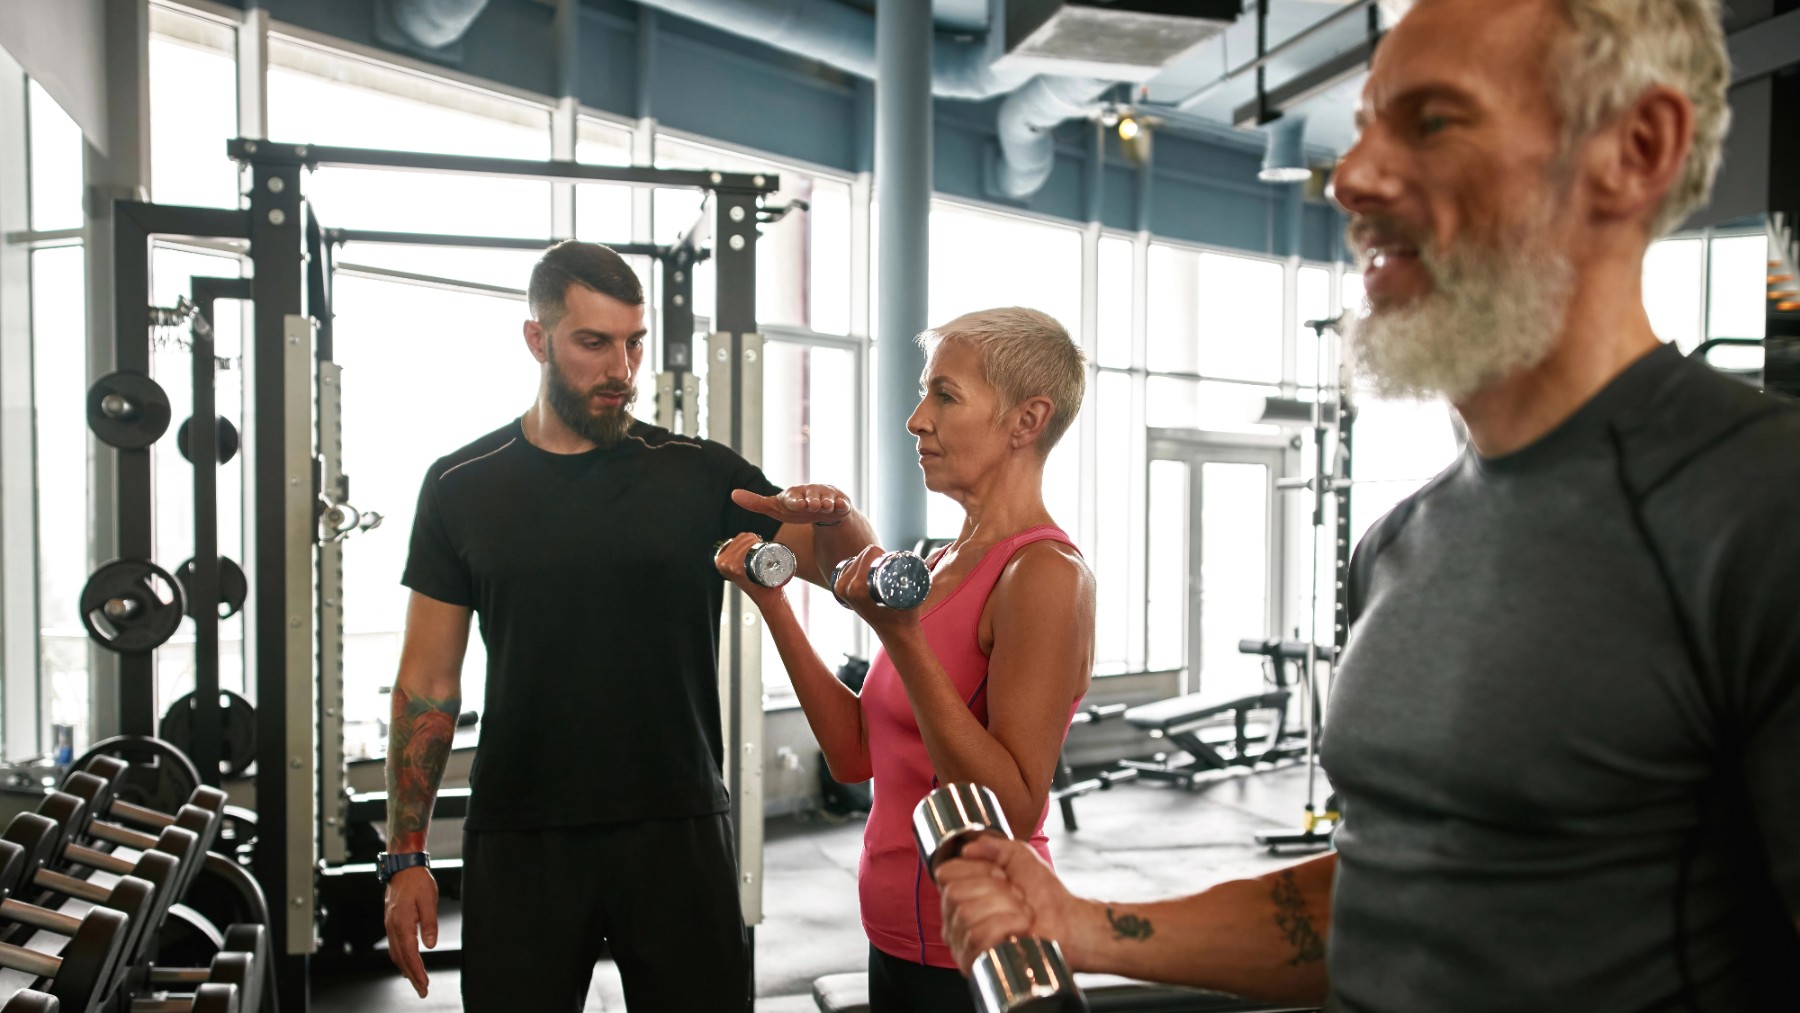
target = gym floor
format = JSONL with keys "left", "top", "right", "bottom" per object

{"left": 310, "top": 764, "right": 1318, "bottom": 1010}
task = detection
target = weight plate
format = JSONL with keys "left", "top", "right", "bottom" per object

{"left": 175, "top": 556, "right": 249, "bottom": 620}
{"left": 74, "top": 736, "right": 202, "bottom": 821}
{"left": 86, "top": 370, "right": 172, "bottom": 449}
{"left": 79, "top": 558, "right": 186, "bottom": 655}
{"left": 160, "top": 689, "right": 257, "bottom": 778}
{"left": 176, "top": 416, "right": 241, "bottom": 465}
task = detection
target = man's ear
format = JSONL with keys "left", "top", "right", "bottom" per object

{"left": 1010, "top": 395, "right": 1054, "bottom": 450}
{"left": 1582, "top": 83, "right": 1692, "bottom": 229}
{"left": 524, "top": 319, "right": 549, "bottom": 365}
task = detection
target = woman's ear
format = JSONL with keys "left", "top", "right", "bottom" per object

{"left": 1010, "top": 396, "right": 1055, "bottom": 450}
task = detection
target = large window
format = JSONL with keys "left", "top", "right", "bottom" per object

{"left": 925, "top": 202, "right": 1084, "bottom": 539}
{"left": 149, "top": 6, "right": 240, "bottom": 210}
{"left": 269, "top": 35, "right": 554, "bottom": 253}
{"left": 1643, "top": 231, "right": 1769, "bottom": 373}
{"left": 27, "top": 83, "right": 90, "bottom": 750}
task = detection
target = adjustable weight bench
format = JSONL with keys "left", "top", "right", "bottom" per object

{"left": 1115, "top": 688, "right": 1297, "bottom": 787}
{"left": 812, "top": 971, "right": 1320, "bottom": 1012}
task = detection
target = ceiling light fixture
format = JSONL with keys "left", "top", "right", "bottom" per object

{"left": 1258, "top": 114, "right": 1312, "bottom": 184}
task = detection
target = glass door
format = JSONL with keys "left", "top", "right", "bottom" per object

{"left": 1145, "top": 430, "right": 1292, "bottom": 700}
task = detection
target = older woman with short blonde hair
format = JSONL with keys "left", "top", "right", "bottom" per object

{"left": 719, "top": 306, "right": 1095, "bottom": 1012}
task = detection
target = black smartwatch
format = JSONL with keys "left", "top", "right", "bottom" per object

{"left": 377, "top": 851, "right": 430, "bottom": 883}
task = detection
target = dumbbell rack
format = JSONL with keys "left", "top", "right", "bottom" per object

{"left": 98, "top": 140, "right": 782, "bottom": 1011}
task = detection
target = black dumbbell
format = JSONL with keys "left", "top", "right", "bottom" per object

{"left": 1, "top": 990, "right": 59, "bottom": 1013}
{"left": 1, "top": 813, "right": 169, "bottom": 986}
{"left": 0, "top": 839, "right": 147, "bottom": 1010}
{"left": 0, "top": 903, "right": 130, "bottom": 1013}
{"left": 830, "top": 550, "right": 931, "bottom": 610}
{"left": 126, "top": 982, "right": 238, "bottom": 1013}
{"left": 132, "top": 923, "right": 266, "bottom": 1013}
{"left": 75, "top": 757, "right": 227, "bottom": 847}
{"left": 21, "top": 799, "right": 194, "bottom": 970}
{"left": 58, "top": 772, "right": 220, "bottom": 899}
{"left": 716, "top": 540, "right": 798, "bottom": 588}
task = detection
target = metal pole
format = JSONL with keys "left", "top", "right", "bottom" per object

{"left": 873, "top": 0, "right": 932, "bottom": 551}
{"left": 85, "top": 0, "right": 154, "bottom": 745}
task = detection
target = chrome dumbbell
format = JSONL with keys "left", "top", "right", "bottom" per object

{"left": 830, "top": 550, "right": 930, "bottom": 610}
{"left": 913, "top": 784, "right": 1088, "bottom": 1013}
{"left": 715, "top": 540, "right": 799, "bottom": 588}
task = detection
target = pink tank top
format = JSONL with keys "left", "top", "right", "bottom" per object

{"left": 857, "top": 524, "right": 1083, "bottom": 968}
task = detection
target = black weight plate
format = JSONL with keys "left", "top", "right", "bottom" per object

{"left": 190, "top": 982, "right": 237, "bottom": 1013}
{"left": 86, "top": 370, "right": 171, "bottom": 449}
{"left": 174, "top": 557, "right": 249, "bottom": 620}
{"left": 78, "top": 559, "right": 186, "bottom": 655}
{"left": 0, "top": 838, "right": 25, "bottom": 900}
{"left": 160, "top": 690, "right": 257, "bottom": 778}
{"left": 54, "top": 906, "right": 128, "bottom": 1013}
{"left": 74, "top": 736, "right": 202, "bottom": 822}
{"left": 100, "top": 874, "right": 158, "bottom": 968}
{"left": 175, "top": 415, "right": 240, "bottom": 465}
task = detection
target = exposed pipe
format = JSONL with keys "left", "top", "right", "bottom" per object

{"left": 632, "top": 0, "right": 1035, "bottom": 100}
{"left": 634, "top": 0, "right": 1113, "bottom": 199}
{"left": 388, "top": 0, "right": 492, "bottom": 50}
{"left": 993, "top": 75, "right": 1112, "bottom": 199}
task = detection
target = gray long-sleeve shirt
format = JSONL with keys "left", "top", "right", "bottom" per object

{"left": 1323, "top": 344, "right": 1800, "bottom": 1012}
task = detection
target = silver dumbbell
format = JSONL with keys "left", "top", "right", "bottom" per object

{"left": 913, "top": 784, "right": 1089, "bottom": 1013}
{"left": 716, "top": 540, "right": 799, "bottom": 588}
{"left": 830, "top": 550, "right": 931, "bottom": 610}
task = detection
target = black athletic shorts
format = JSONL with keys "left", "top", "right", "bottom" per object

{"left": 867, "top": 944, "right": 976, "bottom": 1013}
{"left": 460, "top": 814, "right": 750, "bottom": 1012}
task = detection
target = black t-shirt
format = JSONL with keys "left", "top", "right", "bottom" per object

{"left": 402, "top": 418, "right": 781, "bottom": 830}
{"left": 1325, "top": 345, "right": 1800, "bottom": 1012}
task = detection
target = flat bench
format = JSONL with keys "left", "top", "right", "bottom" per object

{"left": 812, "top": 971, "right": 1320, "bottom": 1012}
{"left": 1115, "top": 689, "right": 1300, "bottom": 787}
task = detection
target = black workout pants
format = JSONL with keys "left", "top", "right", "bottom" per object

{"left": 460, "top": 815, "right": 750, "bottom": 1013}
{"left": 867, "top": 944, "right": 976, "bottom": 1013}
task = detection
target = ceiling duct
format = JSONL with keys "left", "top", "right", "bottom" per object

{"left": 375, "top": 0, "right": 492, "bottom": 59}
{"left": 633, "top": 0, "right": 1241, "bottom": 199}
{"left": 1000, "top": 0, "right": 1241, "bottom": 81}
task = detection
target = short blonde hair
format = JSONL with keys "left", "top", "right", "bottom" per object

{"left": 1384, "top": 0, "right": 1730, "bottom": 237}
{"left": 918, "top": 307, "right": 1087, "bottom": 454}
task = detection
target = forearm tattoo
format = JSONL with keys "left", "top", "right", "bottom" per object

{"left": 386, "top": 686, "right": 459, "bottom": 849}
{"left": 1270, "top": 870, "right": 1325, "bottom": 966}
{"left": 1106, "top": 907, "right": 1155, "bottom": 942}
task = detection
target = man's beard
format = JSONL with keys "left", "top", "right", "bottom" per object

{"left": 544, "top": 341, "right": 637, "bottom": 448}
{"left": 1343, "top": 208, "right": 1575, "bottom": 403}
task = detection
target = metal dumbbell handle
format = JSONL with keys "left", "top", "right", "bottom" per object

{"left": 147, "top": 968, "right": 211, "bottom": 986}
{"left": 86, "top": 819, "right": 159, "bottom": 853}
{"left": 35, "top": 868, "right": 112, "bottom": 905}
{"left": 110, "top": 799, "right": 177, "bottom": 828}
{"left": 64, "top": 841, "right": 136, "bottom": 877}
{"left": 0, "top": 940, "right": 62, "bottom": 978}
{"left": 0, "top": 899, "right": 82, "bottom": 938}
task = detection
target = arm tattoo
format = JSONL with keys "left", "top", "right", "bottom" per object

{"left": 1105, "top": 907, "right": 1155, "bottom": 942}
{"left": 385, "top": 686, "right": 460, "bottom": 851}
{"left": 1270, "top": 870, "right": 1325, "bottom": 966}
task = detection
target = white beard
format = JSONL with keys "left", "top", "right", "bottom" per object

{"left": 1344, "top": 223, "right": 1575, "bottom": 403}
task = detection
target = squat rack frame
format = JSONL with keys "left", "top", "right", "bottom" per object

{"left": 106, "top": 138, "right": 780, "bottom": 1013}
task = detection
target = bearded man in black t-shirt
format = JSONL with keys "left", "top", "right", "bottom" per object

{"left": 376, "top": 241, "right": 877, "bottom": 1012}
